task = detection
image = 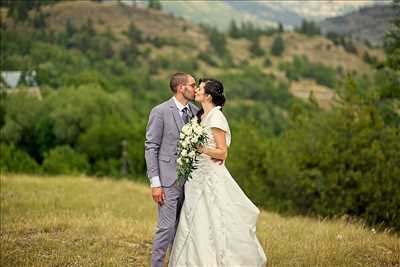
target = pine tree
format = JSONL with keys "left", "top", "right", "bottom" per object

{"left": 148, "top": 0, "right": 162, "bottom": 10}
{"left": 249, "top": 37, "right": 264, "bottom": 57}
{"left": 229, "top": 20, "right": 240, "bottom": 39}
{"left": 384, "top": 0, "right": 400, "bottom": 69}
{"left": 271, "top": 35, "right": 284, "bottom": 56}
{"left": 278, "top": 22, "right": 284, "bottom": 33}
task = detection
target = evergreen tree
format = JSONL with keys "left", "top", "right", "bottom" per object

{"left": 249, "top": 37, "right": 264, "bottom": 57}
{"left": 65, "top": 18, "right": 77, "bottom": 37}
{"left": 148, "top": 0, "right": 162, "bottom": 10}
{"left": 125, "top": 22, "right": 143, "bottom": 43}
{"left": 271, "top": 35, "right": 284, "bottom": 56}
{"left": 208, "top": 28, "right": 228, "bottom": 57}
{"left": 296, "top": 19, "right": 321, "bottom": 36}
{"left": 278, "top": 22, "right": 284, "bottom": 33}
{"left": 229, "top": 20, "right": 240, "bottom": 39}
{"left": 384, "top": 0, "right": 400, "bottom": 69}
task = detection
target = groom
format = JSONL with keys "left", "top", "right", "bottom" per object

{"left": 145, "top": 72, "right": 199, "bottom": 267}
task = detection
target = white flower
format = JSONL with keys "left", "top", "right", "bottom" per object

{"left": 182, "top": 140, "right": 188, "bottom": 148}
{"left": 181, "top": 149, "right": 187, "bottom": 156}
{"left": 182, "top": 125, "right": 191, "bottom": 135}
{"left": 176, "top": 119, "right": 208, "bottom": 185}
{"left": 185, "top": 136, "right": 191, "bottom": 144}
{"left": 336, "top": 234, "right": 343, "bottom": 240}
{"left": 194, "top": 125, "right": 203, "bottom": 135}
{"left": 371, "top": 228, "right": 376, "bottom": 234}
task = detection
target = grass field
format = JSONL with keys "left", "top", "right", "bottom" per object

{"left": 1, "top": 174, "right": 399, "bottom": 266}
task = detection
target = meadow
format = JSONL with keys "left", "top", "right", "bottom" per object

{"left": 1, "top": 174, "right": 399, "bottom": 266}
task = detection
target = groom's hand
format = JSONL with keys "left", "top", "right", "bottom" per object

{"left": 152, "top": 187, "right": 166, "bottom": 205}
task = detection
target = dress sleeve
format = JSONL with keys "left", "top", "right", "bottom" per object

{"left": 209, "top": 109, "right": 229, "bottom": 133}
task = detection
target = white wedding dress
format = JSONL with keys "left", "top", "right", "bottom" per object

{"left": 169, "top": 106, "right": 267, "bottom": 267}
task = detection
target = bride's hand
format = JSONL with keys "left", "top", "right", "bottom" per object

{"left": 196, "top": 145, "right": 205, "bottom": 154}
{"left": 212, "top": 158, "right": 224, "bottom": 165}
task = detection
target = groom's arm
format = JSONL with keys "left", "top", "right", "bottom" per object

{"left": 145, "top": 108, "right": 164, "bottom": 187}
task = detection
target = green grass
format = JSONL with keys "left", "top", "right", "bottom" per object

{"left": 1, "top": 174, "right": 399, "bottom": 266}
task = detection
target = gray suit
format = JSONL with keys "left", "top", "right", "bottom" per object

{"left": 145, "top": 97, "right": 199, "bottom": 267}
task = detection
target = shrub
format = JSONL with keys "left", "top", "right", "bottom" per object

{"left": 198, "top": 51, "right": 218, "bottom": 67}
{"left": 280, "top": 55, "right": 337, "bottom": 88}
{"left": 0, "top": 143, "right": 41, "bottom": 173}
{"left": 363, "top": 51, "right": 379, "bottom": 65}
{"left": 263, "top": 57, "right": 272, "bottom": 67}
{"left": 42, "top": 145, "right": 90, "bottom": 175}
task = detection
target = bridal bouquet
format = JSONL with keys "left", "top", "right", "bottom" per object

{"left": 177, "top": 118, "right": 208, "bottom": 185}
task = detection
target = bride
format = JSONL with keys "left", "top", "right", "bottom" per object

{"left": 168, "top": 78, "right": 267, "bottom": 267}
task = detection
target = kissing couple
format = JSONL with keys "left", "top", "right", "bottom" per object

{"left": 145, "top": 72, "right": 267, "bottom": 267}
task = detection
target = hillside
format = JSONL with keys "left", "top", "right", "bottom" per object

{"left": 1, "top": 174, "right": 399, "bottom": 266}
{"left": 2, "top": 0, "right": 385, "bottom": 108}
{"left": 320, "top": 5, "right": 397, "bottom": 47}
{"left": 132, "top": 0, "right": 382, "bottom": 30}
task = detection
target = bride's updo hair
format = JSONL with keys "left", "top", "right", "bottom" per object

{"left": 197, "top": 78, "right": 226, "bottom": 122}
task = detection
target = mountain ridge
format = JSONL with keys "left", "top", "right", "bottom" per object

{"left": 320, "top": 4, "right": 397, "bottom": 47}
{"left": 125, "top": 0, "right": 389, "bottom": 30}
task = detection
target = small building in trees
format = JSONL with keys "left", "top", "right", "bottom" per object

{"left": 1, "top": 70, "right": 42, "bottom": 99}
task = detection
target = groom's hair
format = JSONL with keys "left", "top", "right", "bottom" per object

{"left": 170, "top": 72, "right": 188, "bottom": 93}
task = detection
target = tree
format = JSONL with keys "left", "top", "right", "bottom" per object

{"left": 249, "top": 37, "right": 264, "bottom": 57}
{"left": 278, "top": 22, "right": 284, "bottom": 33}
{"left": 208, "top": 28, "right": 228, "bottom": 57}
{"left": 296, "top": 19, "right": 321, "bottom": 36}
{"left": 120, "top": 42, "right": 140, "bottom": 67}
{"left": 271, "top": 35, "right": 284, "bottom": 56}
{"left": 384, "top": 0, "right": 400, "bottom": 69}
{"left": 5, "top": 0, "right": 37, "bottom": 23}
{"left": 3, "top": 0, "right": 60, "bottom": 24}
{"left": 229, "top": 20, "right": 240, "bottom": 39}
{"left": 124, "top": 22, "right": 143, "bottom": 43}
{"left": 81, "top": 18, "right": 96, "bottom": 35}
{"left": 148, "top": 0, "right": 162, "bottom": 10}
{"left": 1, "top": 91, "right": 45, "bottom": 161}
{"left": 65, "top": 18, "right": 77, "bottom": 37}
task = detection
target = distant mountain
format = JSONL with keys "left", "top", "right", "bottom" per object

{"left": 320, "top": 5, "right": 397, "bottom": 47}
{"left": 259, "top": 0, "right": 389, "bottom": 21}
{"left": 127, "top": 0, "right": 387, "bottom": 30}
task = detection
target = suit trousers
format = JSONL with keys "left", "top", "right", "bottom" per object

{"left": 151, "top": 182, "right": 184, "bottom": 267}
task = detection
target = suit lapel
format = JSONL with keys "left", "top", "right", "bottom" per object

{"left": 169, "top": 98, "right": 184, "bottom": 130}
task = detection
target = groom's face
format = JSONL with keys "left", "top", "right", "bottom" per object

{"left": 182, "top": 76, "right": 196, "bottom": 101}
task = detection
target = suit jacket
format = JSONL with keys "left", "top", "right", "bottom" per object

{"left": 145, "top": 97, "right": 199, "bottom": 187}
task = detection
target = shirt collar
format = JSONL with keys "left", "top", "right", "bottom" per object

{"left": 173, "top": 96, "right": 189, "bottom": 112}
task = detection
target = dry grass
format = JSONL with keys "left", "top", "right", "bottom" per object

{"left": 1, "top": 174, "right": 399, "bottom": 267}
{"left": 290, "top": 79, "right": 336, "bottom": 109}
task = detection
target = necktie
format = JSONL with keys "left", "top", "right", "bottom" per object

{"left": 182, "top": 107, "right": 190, "bottom": 124}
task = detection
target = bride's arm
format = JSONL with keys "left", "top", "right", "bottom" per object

{"left": 199, "top": 127, "right": 228, "bottom": 161}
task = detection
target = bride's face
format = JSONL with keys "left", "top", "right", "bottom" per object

{"left": 195, "top": 82, "right": 211, "bottom": 103}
